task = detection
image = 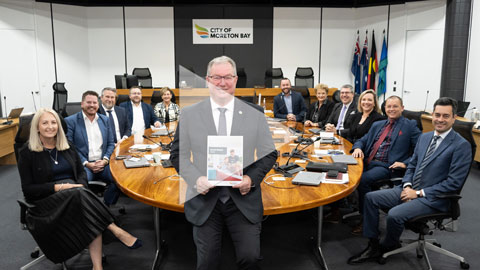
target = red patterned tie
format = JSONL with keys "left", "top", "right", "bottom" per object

{"left": 366, "top": 120, "right": 393, "bottom": 165}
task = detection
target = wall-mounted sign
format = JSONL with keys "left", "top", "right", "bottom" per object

{"left": 192, "top": 19, "right": 253, "bottom": 44}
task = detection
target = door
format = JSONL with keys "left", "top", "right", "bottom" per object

{"left": 402, "top": 29, "right": 443, "bottom": 111}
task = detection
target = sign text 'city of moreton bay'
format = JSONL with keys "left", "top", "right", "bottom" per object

{"left": 192, "top": 19, "right": 253, "bottom": 44}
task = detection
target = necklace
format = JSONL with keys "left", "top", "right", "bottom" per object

{"left": 46, "top": 148, "right": 58, "bottom": 165}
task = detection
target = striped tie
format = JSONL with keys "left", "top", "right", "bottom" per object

{"left": 412, "top": 135, "right": 440, "bottom": 189}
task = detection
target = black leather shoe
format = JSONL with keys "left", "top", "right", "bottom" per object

{"left": 347, "top": 241, "right": 382, "bottom": 265}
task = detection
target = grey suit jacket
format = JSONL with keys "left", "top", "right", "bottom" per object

{"left": 170, "top": 98, "right": 277, "bottom": 226}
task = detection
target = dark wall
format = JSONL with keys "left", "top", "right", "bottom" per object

{"left": 174, "top": 5, "right": 273, "bottom": 88}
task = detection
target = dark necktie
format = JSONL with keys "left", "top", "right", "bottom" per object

{"left": 412, "top": 135, "right": 441, "bottom": 189}
{"left": 366, "top": 119, "right": 394, "bottom": 164}
{"left": 164, "top": 108, "right": 170, "bottom": 123}
{"left": 217, "top": 108, "right": 229, "bottom": 203}
{"left": 336, "top": 105, "right": 347, "bottom": 130}
{"left": 107, "top": 110, "right": 117, "bottom": 143}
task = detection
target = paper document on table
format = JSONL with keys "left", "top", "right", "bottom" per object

{"left": 207, "top": 136, "right": 243, "bottom": 186}
{"left": 129, "top": 144, "right": 159, "bottom": 150}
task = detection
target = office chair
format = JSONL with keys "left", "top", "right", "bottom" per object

{"left": 132, "top": 68, "right": 153, "bottom": 88}
{"left": 52, "top": 82, "right": 68, "bottom": 116}
{"left": 292, "top": 86, "right": 311, "bottom": 107}
{"left": 61, "top": 102, "right": 82, "bottom": 118}
{"left": 151, "top": 91, "right": 162, "bottom": 108}
{"left": 236, "top": 68, "right": 247, "bottom": 88}
{"left": 295, "top": 67, "right": 314, "bottom": 88}
{"left": 265, "top": 68, "right": 283, "bottom": 88}
{"left": 379, "top": 119, "right": 476, "bottom": 270}
{"left": 116, "top": 94, "right": 130, "bottom": 106}
{"left": 332, "top": 90, "right": 341, "bottom": 103}
{"left": 456, "top": 100, "right": 470, "bottom": 117}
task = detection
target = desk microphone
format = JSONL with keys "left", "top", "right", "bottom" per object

{"left": 31, "top": 91, "right": 37, "bottom": 111}
{"left": 142, "top": 135, "right": 170, "bottom": 151}
{"left": 423, "top": 90, "right": 430, "bottom": 112}
{"left": 278, "top": 136, "right": 320, "bottom": 171}
{"left": 1, "top": 96, "right": 13, "bottom": 125}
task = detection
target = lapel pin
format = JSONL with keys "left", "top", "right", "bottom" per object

{"left": 239, "top": 111, "right": 243, "bottom": 115}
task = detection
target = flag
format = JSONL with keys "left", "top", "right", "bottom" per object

{"left": 360, "top": 34, "right": 369, "bottom": 92}
{"left": 351, "top": 34, "right": 361, "bottom": 94}
{"left": 367, "top": 31, "right": 378, "bottom": 91}
{"left": 377, "top": 35, "right": 388, "bottom": 97}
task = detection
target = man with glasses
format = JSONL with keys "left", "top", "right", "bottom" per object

{"left": 170, "top": 56, "right": 277, "bottom": 270}
{"left": 98, "top": 87, "right": 131, "bottom": 145}
{"left": 325, "top": 84, "right": 358, "bottom": 134}
{"left": 273, "top": 78, "right": 307, "bottom": 121}
{"left": 119, "top": 86, "right": 161, "bottom": 134}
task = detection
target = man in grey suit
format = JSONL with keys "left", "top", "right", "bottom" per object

{"left": 98, "top": 87, "right": 131, "bottom": 145}
{"left": 170, "top": 56, "right": 277, "bottom": 270}
{"left": 348, "top": 97, "right": 472, "bottom": 264}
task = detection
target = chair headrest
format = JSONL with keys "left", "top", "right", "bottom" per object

{"left": 132, "top": 68, "right": 151, "bottom": 78}
{"left": 266, "top": 68, "right": 283, "bottom": 78}
{"left": 296, "top": 67, "right": 314, "bottom": 77}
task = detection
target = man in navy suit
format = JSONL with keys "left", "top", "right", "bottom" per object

{"left": 119, "top": 86, "right": 161, "bottom": 134}
{"left": 325, "top": 84, "right": 357, "bottom": 134}
{"left": 349, "top": 96, "right": 421, "bottom": 233}
{"left": 273, "top": 78, "right": 307, "bottom": 121}
{"left": 348, "top": 97, "right": 471, "bottom": 264}
{"left": 65, "top": 91, "right": 119, "bottom": 206}
{"left": 98, "top": 87, "right": 131, "bottom": 145}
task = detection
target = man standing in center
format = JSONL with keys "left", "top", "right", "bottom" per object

{"left": 170, "top": 56, "right": 277, "bottom": 270}
{"left": 273, "top": 78, "right": 307, "bottom": 121}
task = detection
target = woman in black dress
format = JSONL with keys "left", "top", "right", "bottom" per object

{"left": 304, "top": 83, "right": 335, "bottom": 128}
{"left": 18, "top": 108, "right": 142, "bottom": 270}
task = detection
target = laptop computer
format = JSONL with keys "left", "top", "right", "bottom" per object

{"left": 123, "top": 157, "right": 150, "bottom": 168}
{"left": 292, "top": 171, "right": 323, "bottom": 186}
{"left": 331, "top": 155, "right": 358, "bottom": 165}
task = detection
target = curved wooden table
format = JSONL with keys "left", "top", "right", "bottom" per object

{"left": 110, "top": 122, "right": 362, "bottom": 270}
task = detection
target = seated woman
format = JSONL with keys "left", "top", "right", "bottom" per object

{"left": 18, "top": 108, "right": 142, "bottom": 270}
{"left": 304, "top": 83, "right": 335, "bottom": 128}
{"left": 154, "top": 87, "right": 180, "bottom": 122}
{"left": 329, "top": 89, "right": 384, "bottom": 143}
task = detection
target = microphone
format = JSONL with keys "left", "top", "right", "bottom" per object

{"left": 423, "top": 90, "right": 430, "bottom": 112}
{"left": 31, "top": 91, "right": 37, "bottom": 111}
{"left": 1, "top": 96, "right": 13, "bottom": 125}
{"left": 277, "top": 136, "right": 321, "bottom": 173}
{"left": 142, "top": 135, "right": 169, "bottom": 151}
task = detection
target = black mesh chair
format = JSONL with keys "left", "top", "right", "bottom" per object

{"left": 379, "top": 119, "right": 476, "bottom": 269}
{"left": 265, "top": 68, "right": 283, "bottom": 88}
{"left": 402, "top": 110, "right": 424, "bottom": 131}
{"left": 295, "top": 67, "right": 314, "bottom": 88}
{"left": 52, "top": 83, "right": 68, "bottom": 116}
{"left": 151, "top": 91, "right": 162, "bottom": 108}
{"left": 292, "top": 86, "right": 310, "bottom": 108}
{"left": 332, "top": 90, "right": 341, "bottom": 103}
{"left": 116, "top": 94, "right": 130, "bottom": 106}
{"left": 236, "top": 68, "right": 247, "bottom": 88}
{"left": 61, "top": 102, "right": 82, "bottom": 118}
{"left": 132, "top": 68, "right": 152, "bottom": 88}
{"left": 456, "top": 100, "right": 470, "bottom": 117}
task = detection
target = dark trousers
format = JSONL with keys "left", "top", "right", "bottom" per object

{"left": 192, "top": 199, "right": 261, "bottom": 270}
{"left": 84, "top": 164, "right": 119, "bottom": 206}
{"left": 363, "top": 186, "right": 438, "bottom": 247}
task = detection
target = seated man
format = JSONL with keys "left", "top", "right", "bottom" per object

{"left": 98, "top": 87, "right": 131, "bottom": 145}
{"left": 119, "top": 86, "right": 161, "bottom": 134}
{"left": 348, "top": 97, "right": 472, "bottom": 264}
{"left": 350, "top": 96, "right": 421, "bottom": 233}
{"left": 273, "top": 78, "right": 307, "bottom": 121}
{"left": 65, "top": 90, "right": 119, "bottom": 206}
{"left": 325, "top": 84, "right": 357, "bottom": 134}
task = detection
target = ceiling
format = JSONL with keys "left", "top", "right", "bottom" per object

{"left": 35, "top": 0, "right": 426, "bottom": 8}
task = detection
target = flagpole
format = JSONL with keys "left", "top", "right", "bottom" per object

{"left": 385, "top": 5, "right": 391, "bottom": 103}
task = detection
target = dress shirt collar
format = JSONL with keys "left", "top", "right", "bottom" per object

{"left": 82, "top": 111, "right": 98, "bottom": 122}
{"left": 102, "top": 104, "right": 114, "bottom": 112}
{"left": 210, "top": 97, "right": 235, "bottom": 113}
{"left": 435, "top": 127, "right": 452, "bottom": 139}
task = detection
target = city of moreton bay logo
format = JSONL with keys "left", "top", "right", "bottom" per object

{"left": 195, "top": 24, "right": 209, "bottom": 38}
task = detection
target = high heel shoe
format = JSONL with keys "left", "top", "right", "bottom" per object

{"left": 126, "top": 238, "right": 143, "bottom": 249}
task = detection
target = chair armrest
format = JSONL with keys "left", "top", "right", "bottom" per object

{"left": 437, "top": 193, "right": 462, "bottom": 219}
{"left": 17, "top": 199, "right": 35, "bottom": 226}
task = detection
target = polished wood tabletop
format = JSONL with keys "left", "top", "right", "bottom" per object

{"left": 110, "top": 121, "right": 363, "bottom": 215}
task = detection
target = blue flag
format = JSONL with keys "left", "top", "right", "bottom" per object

{"left": 351, "top": 35, "right": 361, "bottom": 93}
{"left": 360, "top": 34, "right": 369, "bottom": 92}
{"left": 377, "top": 35, "right": 388, "bottom": 97}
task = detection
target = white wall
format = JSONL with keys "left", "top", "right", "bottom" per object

{"left": 273, "top": 7, "right": 321, "bottom": 85}
{"left": 465, "top": 0, "right": 480, "bottom": 114}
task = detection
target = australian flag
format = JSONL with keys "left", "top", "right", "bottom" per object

{"left": 351, "top": 34, "right": 361, "bottom": 94}
{"left": 360, "top": 34, "right": 369, "bottom": 92}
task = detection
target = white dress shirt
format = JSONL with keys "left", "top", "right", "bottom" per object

{"left": 102, "top": 105, "right": 121, "bottom": 141}
{"left": 131, "top": 101, "right": 145, "bottom": 134}
{"left": 82, "top": 112, "right": 103, "bottom": 161}
{"left": 210, "top": 97, "right": 234, "bottom": 136}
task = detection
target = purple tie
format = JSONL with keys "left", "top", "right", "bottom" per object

{"left": 336, "top": 105, "right": 347, "bottom": 130}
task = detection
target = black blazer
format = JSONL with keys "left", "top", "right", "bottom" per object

{"left": 341, "top": 111, "right": 385, "bottom": 143}
{"left": 305, "top": 99, "right": 335, "bottom": 128}
{"left": 170, "top": 98, "right": 278, "bottom": 226}
{"left": 98, "top": 105, "right": 132, "bottom": 138}
{"left": 326, "top": 101, "right": 357, "bottom": 129}
{"left": 18, "top": 143, "right": 88, "bottom": 202}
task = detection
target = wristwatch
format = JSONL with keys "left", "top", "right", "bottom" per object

{"left": 416, "top": 190, "right": 421, "bottom": 197}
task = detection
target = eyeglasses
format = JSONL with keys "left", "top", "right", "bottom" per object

{"left": 208, "top": 75, "right": 236, "bottom": 82}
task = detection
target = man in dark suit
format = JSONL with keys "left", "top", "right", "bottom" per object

{"left": 119, "top": 86, "right": 161, "bottom": 134}
{"left": 273, "top": 78, "right": 307, "bottom": 121}
{"left": 65, "top": 91, "right": 119, "bottom": 206}
{"left": 325, "top": 84, "right": 357, "bottom": 134}
{"left": 348, "top": 97, "right": 472, "bottom": 264}
{"left": 349, "top": 96, "right": 421, "bottom": 233}
{"left": 170, "top": 56, "right": 277, "bottom": 270}
{"left": 98, "top": 87, "right": 131, "bottom": 145}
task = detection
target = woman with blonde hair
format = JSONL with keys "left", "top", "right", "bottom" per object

{"left": 154, "top": 87, "right": 180, "bottom": 122}
{"left": 304, "top": 83, "right": 335, "bottom": 128}
{"left": 18, "top": 108, "right": 142, "bottom": 270}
